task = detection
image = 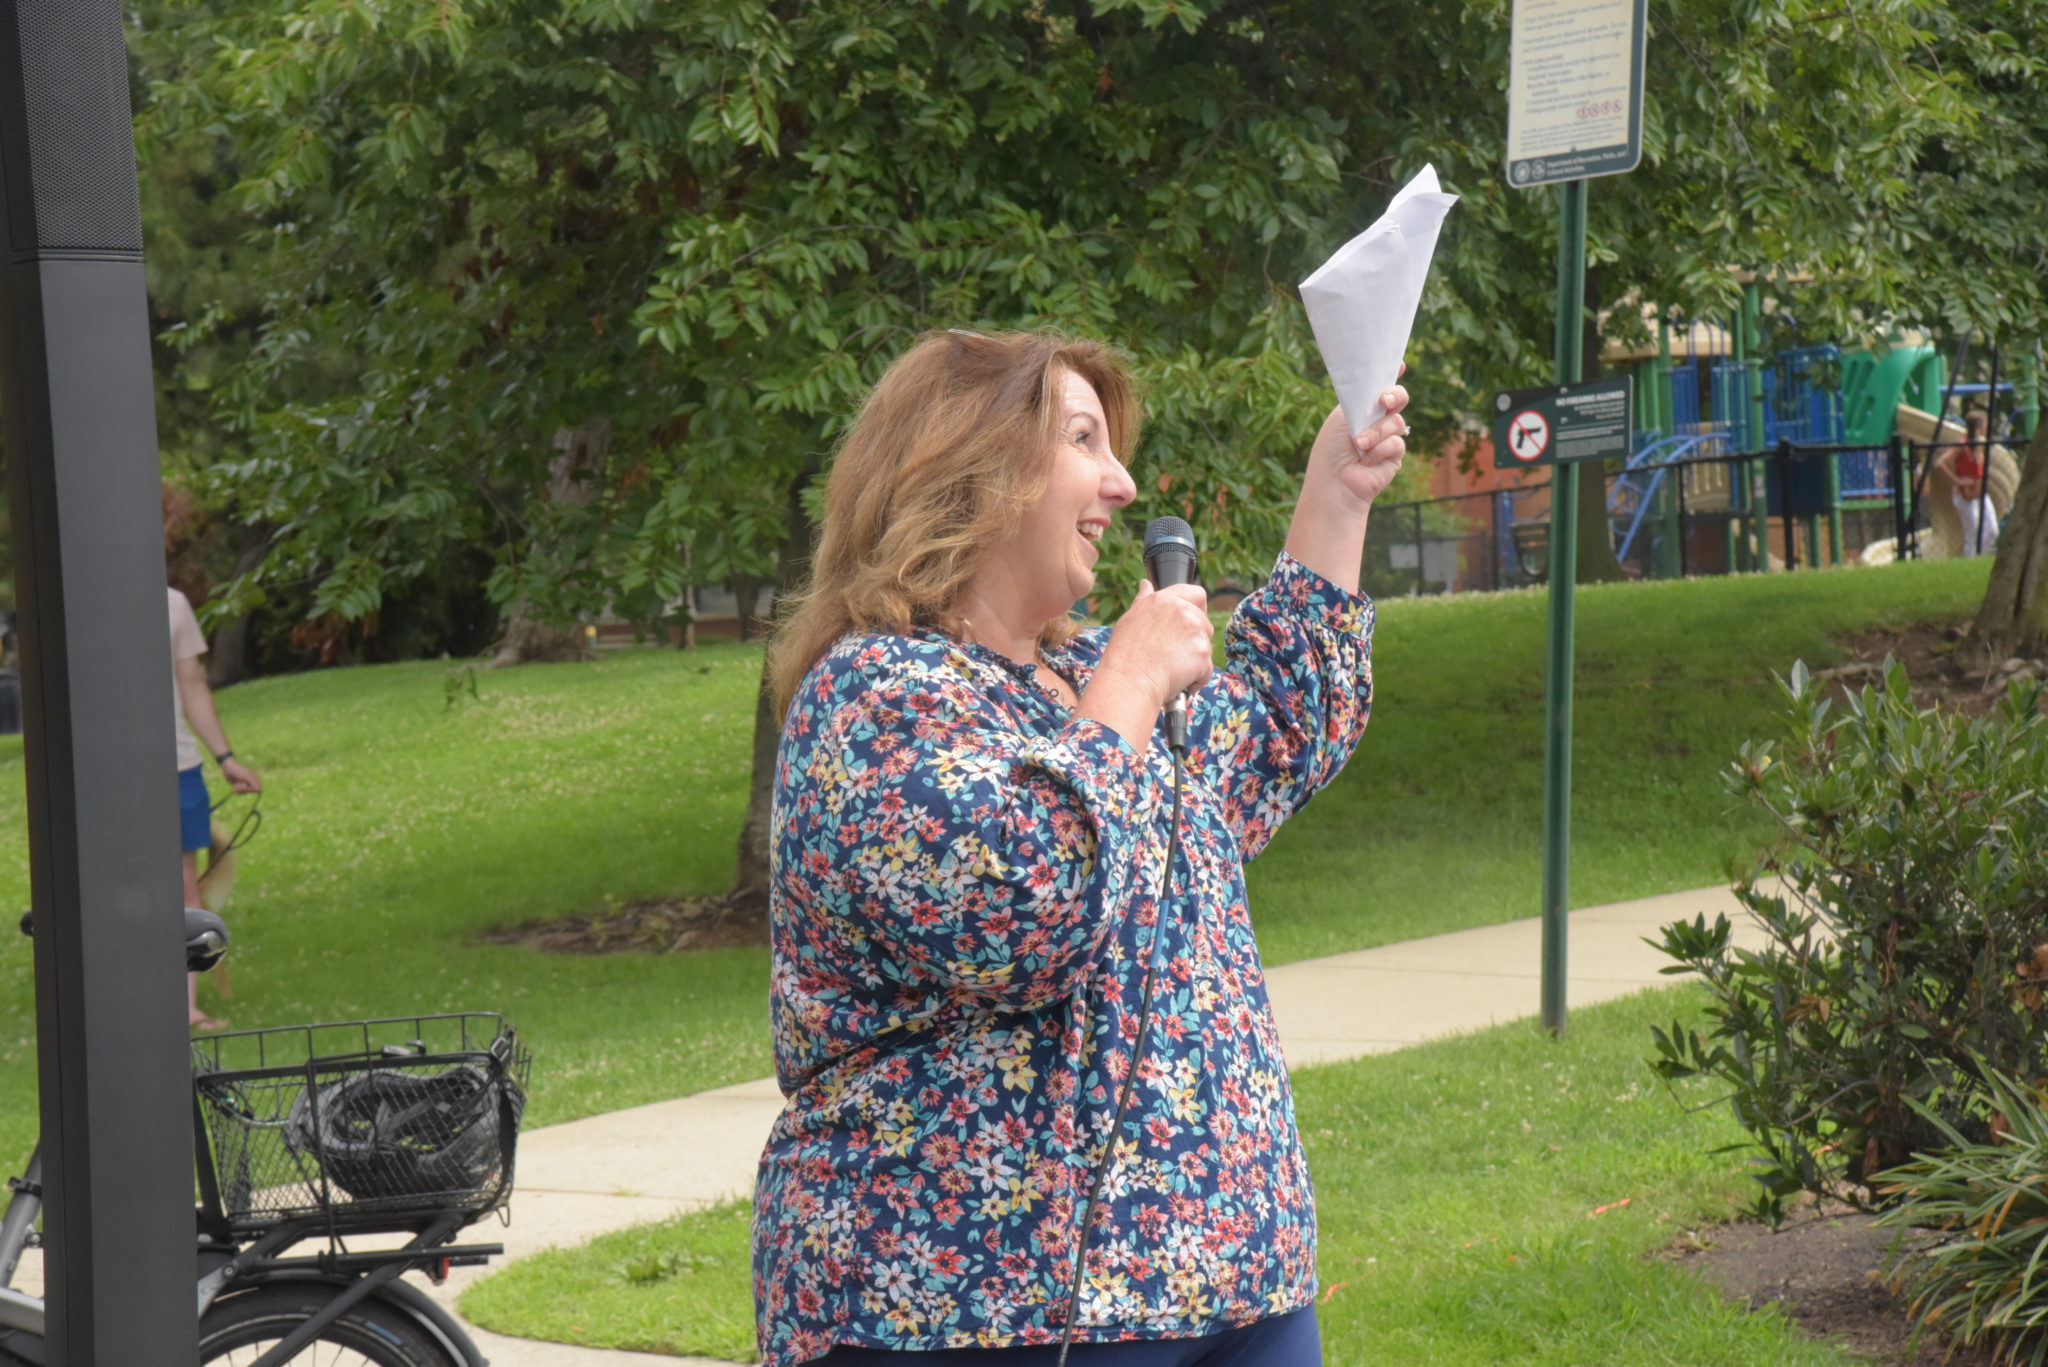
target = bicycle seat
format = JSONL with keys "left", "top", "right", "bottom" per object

{"left": 17, "top": 906, "right": 229, "bottom": 972}
{"left": 184, "top": 907, "right": 230, "bottom": 972}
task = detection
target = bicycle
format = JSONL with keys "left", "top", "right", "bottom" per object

{"left": 0, "top": 908, "right": 531, "bottom": 1365}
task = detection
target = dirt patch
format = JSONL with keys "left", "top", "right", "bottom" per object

{"left": 476, "top": 890, "right": 768, "bottom": 955}
{"left": 1826, "top": 622, "right": 2046, "bottom": 716}
{"left": 1672, "top": 1204, "right": 2002, "bottom": 1365}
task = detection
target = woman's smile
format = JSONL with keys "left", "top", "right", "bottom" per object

{"left": 963, "top": 369, "right": 1136, "bottom": 650}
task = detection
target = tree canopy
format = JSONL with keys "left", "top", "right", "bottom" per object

{"left": 143, "top": 0, "right": 1407, "bottom": 642}
{"left": 136, "top": 0, "right": 2045, "bottom": 647}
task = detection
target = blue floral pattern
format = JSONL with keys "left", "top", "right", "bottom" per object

{"left": 753, "top": 553, "right": 1374, "bottom": 1364}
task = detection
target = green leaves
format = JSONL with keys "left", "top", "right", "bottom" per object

{"left": 1651, "top": 660, "right": 2048, "bottom": 1224}
{"left": 136, "top": 0, "right": 2048, "bottom": 649}
{"left": 1876, "top": 1070, "right": 2048, "bottom": 1365}
{"left": 146, "top": 0, "right": 1423, "bottom": 634}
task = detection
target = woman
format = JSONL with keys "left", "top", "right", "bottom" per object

{"left": 754, "top": 330, "right": 1408, "bottom": 1365}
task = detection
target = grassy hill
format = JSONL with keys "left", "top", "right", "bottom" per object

{"left": 0, "top": 557, "right": 1993, "bottom": 1162}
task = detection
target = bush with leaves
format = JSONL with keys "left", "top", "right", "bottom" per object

{"left": 1649, "top": 660, "right": 2048, "bottom": 1223}
{"left": 1875, "top": 1069, "right": 2048, "bottom": 1367}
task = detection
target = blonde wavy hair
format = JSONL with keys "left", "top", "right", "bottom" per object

{"left": 768, "top": 330, "right": 1141, "bottom": 720}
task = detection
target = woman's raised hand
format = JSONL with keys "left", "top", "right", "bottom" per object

{"left": 1080, "top": 581, "right": 1213, "bottom": 752}
{"left": 1283, "top": 380, "right": 1412, "bottom": 595}
{"left": 1308, "top": 385, "right": 1410, "bottom": 510}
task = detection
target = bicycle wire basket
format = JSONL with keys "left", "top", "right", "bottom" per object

{"left": 191, "top": 1012, "right": 531, "bottom": 1234}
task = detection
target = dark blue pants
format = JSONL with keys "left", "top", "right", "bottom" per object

{"left": 814, "top": 1307, "right": 1321, "bottom": 1366}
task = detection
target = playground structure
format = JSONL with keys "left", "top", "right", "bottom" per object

{"left": 1592, "top": 287, "right": 2040, "bottom": 580}
{"left": 1332, "top": 291, "right": 2042, "bottom": 603}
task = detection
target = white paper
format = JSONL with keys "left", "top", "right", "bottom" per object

{"left": 1299, "top": 164, "right": 1459, "bottom": 434}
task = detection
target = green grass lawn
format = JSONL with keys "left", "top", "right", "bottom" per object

{"left": 0, "top": 556, "right": 1990, "bottom": 1177}
{"left": 461, "top": 984, "right": 1859, "bottom": 1365}
{"left": 0, "top": 642, "right": 775, "bottom": 1161}
{"left": 1248, "top": 559, "right": 1989, "bottom": 962}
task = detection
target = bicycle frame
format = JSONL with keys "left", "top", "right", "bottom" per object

{"left": 0, "top": 1140, "right": 500, "bottom": 1367}
{"left": 0, "top": 1144, "right": 43, "bottom": 1338}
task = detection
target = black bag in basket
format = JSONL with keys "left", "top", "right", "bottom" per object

{"left": 285, "top": 1062, "right": 518, "bottom": 1204}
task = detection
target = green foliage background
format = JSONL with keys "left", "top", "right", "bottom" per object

{"left": 1653, "top": 661, "right": 2048, "bottom": 1220}
{"left": 129, "top": 0, "right": 2048, "bottom": 641}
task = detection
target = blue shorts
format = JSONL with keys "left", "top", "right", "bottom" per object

{"left": 812, "top": 1308, "right": 1320, "bottom": 1366}
{"left": 178, "top": 765, "right": 211, "bottom": 853}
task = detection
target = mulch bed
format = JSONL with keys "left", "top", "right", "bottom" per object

{"left": 1670, "top": 1200, "right": 2003, "bottom": 1366}
{"left": 1825, "top": 622, "right": 2046, "bottom": 716}
{"left": 475, "top": 889, "right": 769, "bottom": 955}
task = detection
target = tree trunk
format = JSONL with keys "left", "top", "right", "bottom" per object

{"left": 205, "top": 527, "right": 272, "bottom": 688}
{"left": 733, "top": 571, "right": 769, "bottom": 640}
{"left": 731, "top": 677, "right": 779, "bottom": 918}
{"left": 670, "top": 544, "right": 695, "bottom": 649}
{"left": 1971, "top": 419, "right": 2048, "bottom": 657}
{"left": 1574, "top": 265, "right": 1626, "bottom": 584}
{"left": 490, "top": 605, "right": 593, "bottom": 665}
{"left": 1574, "top": 460, "right": 1626, "bottom": 583}
{"left": 489, "top": 419, "right": 609, "bottom": 667}
{"left": 730, "top": 461, "right": 820, "bottom": 921}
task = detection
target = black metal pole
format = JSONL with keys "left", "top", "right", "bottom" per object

{"left": 1888, "top": 434, "right": 1908, "bottom": 560}
{"left": 1676, "top": 464, "right": 1690, "bottom": 578}
{"left": 0, "top": 6, "right": 199, "bottom": 1364}
{"left": 1412, "top": 503, "right": 1424, "bottom": 595}
{"left": 1775, "top": 439, "right": 1798, "bottom": 571}
{"left": 1488, "top": 493, "right": 1499, "bottom": 591}
{"left": 1979, "top": 345, "right": 2000, "bottom": 556}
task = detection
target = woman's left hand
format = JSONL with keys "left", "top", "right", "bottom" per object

{"left": 1308, "top": 384, "right": 1410, "bottom": 509}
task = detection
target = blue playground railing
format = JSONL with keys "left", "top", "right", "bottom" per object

{"left": 1837, "top": 448, "right": 1891, "bottom": 501}
{"left": 1766, "top": 345, "right": 1843, "bottom": 446}
{"left": 1608, "top": 429, "right": 1736, "bottom": 563}
{"left": 1770, "top": 344, "right": 1897, "bottom": 502}
{"left": 1710, "top": 362, "right": 1752, "bottom": 452}
{"left": 1637, "top": 342, "right": 1903, "bottom": 508}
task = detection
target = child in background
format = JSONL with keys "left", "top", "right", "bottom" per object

{"left": 170, "top": 586, "right": 260, "bottom": 1030}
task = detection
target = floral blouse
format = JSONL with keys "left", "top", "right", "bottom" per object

{"left": 752, "top": 553, "right": 1375, "bottom": 1364}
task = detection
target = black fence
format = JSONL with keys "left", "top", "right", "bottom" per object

{"left": 1358, "top": 436, "right": 1994, "bottom": 601}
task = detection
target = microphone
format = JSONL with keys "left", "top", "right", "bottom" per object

{"left": 1143, "top": 516, "right": 1199, "bottom": 753}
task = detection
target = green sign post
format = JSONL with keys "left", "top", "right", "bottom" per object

{"left": 1507, "top": 0, "right": 1646, "bottom": 1036}
{"left": 1540, "top": 181, "right": 1588, "bottom": 1038}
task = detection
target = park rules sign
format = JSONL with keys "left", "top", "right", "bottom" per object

{"left": 1492, "top": 375, "right": 1633, "bottom": 470}
{"left": 1507, "top": 0, "right": 1646, "bottom": 188}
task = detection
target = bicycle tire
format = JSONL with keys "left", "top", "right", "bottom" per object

{"left": 198, "top": 1281, "right": 460, "bottom": 1366}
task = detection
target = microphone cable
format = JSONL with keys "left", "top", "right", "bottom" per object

{"left": 1056, "top": 745, "right": 1184, "bottom": 1366}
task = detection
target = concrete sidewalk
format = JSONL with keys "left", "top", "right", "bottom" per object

{"left": 19, "top": 884, "right": 1769, "bottom": 1363}
{"left": 425, "top": 882, "right": 1769, "bottom": 1366}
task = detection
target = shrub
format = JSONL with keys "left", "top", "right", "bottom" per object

{"left": 1875, "top": 1069, "right": 2048, "bottom": 1367}
{"left": 1649, "top": 660, "right": 2048, "bottom": 1222}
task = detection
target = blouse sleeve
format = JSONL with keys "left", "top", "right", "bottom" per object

{"left": 796, "top": 650, "right": 1150, "bottom": 1011}
{"left": 1187, "top": 551, "right": 1375, "bottom": 860}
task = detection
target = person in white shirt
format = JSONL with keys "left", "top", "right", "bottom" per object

{"left": 170, "top": 587, "right": 261, "bottom": 1030}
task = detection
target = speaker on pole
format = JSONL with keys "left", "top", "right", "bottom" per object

{"left": 0, "top": 3, "right": 200, "bottom": 1363}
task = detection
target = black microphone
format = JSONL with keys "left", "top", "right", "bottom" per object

{"left": 1143, "top": 516, "right": 1199, "bottom": 753}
